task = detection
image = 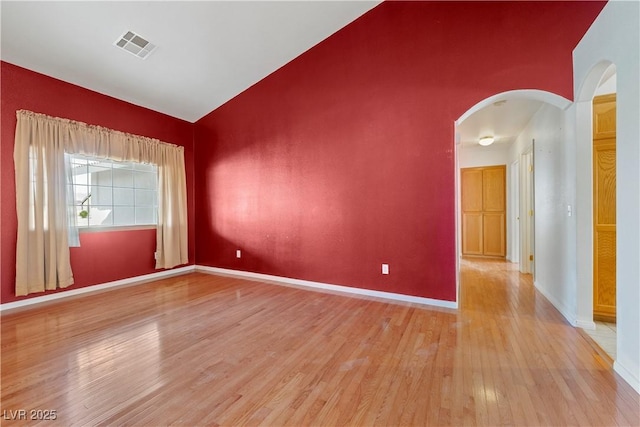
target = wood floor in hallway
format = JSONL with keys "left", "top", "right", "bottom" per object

{"left": 1, "top": 259, "right": 638, "bottom": 426}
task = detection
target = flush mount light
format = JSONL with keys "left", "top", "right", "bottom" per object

{"left": 478, "top": 136, "right": 495, "bottom": 146}
{"left": 114, "top": 31, "right": 156, "bottom": 59}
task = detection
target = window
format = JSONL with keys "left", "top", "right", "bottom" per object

{"left": 69, "top": 154, "right": 158, "bottom": 228}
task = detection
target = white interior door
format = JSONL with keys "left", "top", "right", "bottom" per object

{"left": 520, "top": 147, "right": 535, "bottom": 274}
{"left": 510, "top": 160, "right": 520, "bottom": 263}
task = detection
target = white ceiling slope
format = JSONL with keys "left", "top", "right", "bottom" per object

{"left": 1, "top": 1, "right": 380, "bottom": 122}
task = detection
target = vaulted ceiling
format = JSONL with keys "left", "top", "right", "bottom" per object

{"left": 2, "top": 1, "right": 557, "bottom": 143}
{"left": 1, "top": 1, "right": 380, "bottom": 122}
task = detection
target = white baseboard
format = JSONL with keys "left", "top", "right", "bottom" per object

{"left": 533, "top": 283, "right": 639, "bottom": 395}
{"left": 576, "top": 319, "right": 597, "bottom": 330}
{"left": 614, "top": 361, "right": 640, "bottom": 395}
{"left": 0, "top": 265, "right": 195, "bottom": 312}
{"left": 195, "top": 265, "right": 458, "bottom": 309}
{"left": 534, "top": 280, "right": 577, "bottom": 326}
{"left": 2, "top": 264, "right": 458, "bottom": 312}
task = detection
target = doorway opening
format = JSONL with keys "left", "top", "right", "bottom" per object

{"left": 576, "top": 62, "right": 617, "bottom": 360}
{"left": 454, "top": 89, "right": 571, "bottom": 293}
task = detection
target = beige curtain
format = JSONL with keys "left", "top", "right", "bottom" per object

{"left": 14, "top": 112, "right": 74, "bottom": 295}
{"left": 14, "top": 110, "right": 188, "bottom": 296}
{"left": 156, "top": 145, "right": 189, "bottom": 269}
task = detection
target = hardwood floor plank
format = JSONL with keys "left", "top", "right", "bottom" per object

{"left": 2, "top": 261, "right": 639, "bottom": 426}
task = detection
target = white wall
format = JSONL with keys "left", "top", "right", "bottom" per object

{"left": 507, "top": 104, "right": 577, "bottom": 322}
{"left": 574, "top": 0, "right": 640, "bottom": 393}
{"left": 459, "top": 145, "right": 509, "bottom": 168}
{"left": 595, "top": 73, "right": 616, "bottom": 96}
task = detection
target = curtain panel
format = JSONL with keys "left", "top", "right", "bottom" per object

{"left": 13, "top": 110, "right": 188, "bottom": 296}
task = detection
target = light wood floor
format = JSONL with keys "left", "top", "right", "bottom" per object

{"left": 1, "top": 258, "right": 638, "bottom": 426}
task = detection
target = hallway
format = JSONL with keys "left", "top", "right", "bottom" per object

{"left": 457, "top": 257, "right": 637, "bottom": 425}
{"left": 1, "top": 260, "right": 638, "bottom": 425}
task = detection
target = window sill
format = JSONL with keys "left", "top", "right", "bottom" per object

{"left": 78, "top": 225, "right": 156, "bottom": 233}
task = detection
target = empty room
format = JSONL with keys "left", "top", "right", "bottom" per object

{"left": 1, "top": 1, "right": 639, "bottom": 425}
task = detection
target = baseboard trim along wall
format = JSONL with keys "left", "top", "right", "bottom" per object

{"left": 576, "top": 319, "right": 597, "bottom": 330}
{"left": 1, "top": 265, "right": 459, "bottom": 312}
{"left": 195, "top": 265, "right": 459, "bottom": 310}
{"left": 0, "top": 265, "right": 196, "bottom": 312}
{"left": 534, "top": 280, "right": 577, "bottom": 326}
{"left": 614, "top": 361, "right": 640, "bottom": 394}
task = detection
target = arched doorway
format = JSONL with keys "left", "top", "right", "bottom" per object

{"left": 572, "top": 1, "right": 640, "bottom": 393}
{"left": 454, "top": 90, "right": 571, "bottom": 290}
{"left": 576, "top": 61, "right": 619, "bottom": 359}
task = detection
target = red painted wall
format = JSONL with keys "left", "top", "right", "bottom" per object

{"left": 194, "top": 1, "right": 605, "bottom": 301}
{"left": 1, "top": 62, "right": 195, "bottom": 304}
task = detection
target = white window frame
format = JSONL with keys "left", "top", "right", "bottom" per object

{"left": 68, "top": 153, "right": 158, "bottom": 231}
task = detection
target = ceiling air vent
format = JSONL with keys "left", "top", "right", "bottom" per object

{"left": 114, "top": 31, "right": 156, "bottom": 59}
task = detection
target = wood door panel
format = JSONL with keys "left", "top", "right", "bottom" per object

{"left": 593, "top": 93, "right": 616, "bottom": 140}
{"left": 482, "top": 168, "right": 505, "bottom": 212}
{"left": 461, "top": 169, "right": 483, "bottom": 211}
{"left": 594, "top": 143, "right": 616, "bottom": 225}
{"left": 594, "top": 229, "right": 616, "bottom": 317}
{"left": 483, "top": 213, "right": 505, "bottom": 257}
{"left": 462, "top": 213, "right": 483, "bottom": 255}
{"left": 593, "top": 94, "right": 616, "bottom": 322}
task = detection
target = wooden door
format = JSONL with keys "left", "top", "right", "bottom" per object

{"left": 593, "top": 94, "right": 616, "bottom": 322}
{"left": 461, "top": 165, "right": 506, "bottom": 257}
{"left": 461, "top": 169, "right": 483, "bottom": 255}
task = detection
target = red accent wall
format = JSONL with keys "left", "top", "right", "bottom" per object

{"left": 0, "top": 62, "right": 195, "bottom": 304}
{"left": 194, "top": 1, "right": 605, "bottom": 301}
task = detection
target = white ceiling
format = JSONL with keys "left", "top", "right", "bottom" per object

{"left": 1, "top": 1, "right": 380, "bottom": 122}
{"left": 457, "top": 98, "right": 544, "bottom": 149}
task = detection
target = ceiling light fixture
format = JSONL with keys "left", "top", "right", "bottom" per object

{"left": 114, "top": 31, "right": 156, "bottom": 59}
{"left": 478, "top": 136, "right": 495, "bottom": 146}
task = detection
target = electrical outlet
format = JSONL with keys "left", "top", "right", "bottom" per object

{"left": 236, "top": 249, "right": 241, "bottom": 258}
{"left": 154, "top": 251, "right": 158, "bottom": 260}
{"left": 382, "top": 264, "right": 389, "bottom": 275}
